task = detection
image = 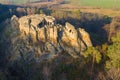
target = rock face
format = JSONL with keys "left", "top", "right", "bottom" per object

{"left": 62, "top": 22, "right": 79, "bottom": 47}
{"left": 0, "top": 14, "right": 92, "bottom": 62}
{"left": 79, "top": 28, "right": 92, "bottom": 47}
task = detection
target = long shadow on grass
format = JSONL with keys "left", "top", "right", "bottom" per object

{"left": 56, "top": 12, "right": 112, "bottom": 46}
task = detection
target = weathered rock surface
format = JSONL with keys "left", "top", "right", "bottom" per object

{"left": 0, "top": 14, "right": 92, "bottom": 62}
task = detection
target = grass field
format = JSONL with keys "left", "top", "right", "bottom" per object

{"left": 0, "top": 0, "right": 24, "bottom": 4}
{"left": 69, "top": 0, "right": 120, "bottom": 9}
{"left": 0, "top": 0, "right": 38, "bottom": 4}
{"left": 1, "top": 0, "right": 120, "bottom": 9}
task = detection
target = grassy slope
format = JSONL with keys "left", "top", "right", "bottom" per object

{"left": 68, "top": 0, "right": 120, "bottom": 8}
{"left": 0, "top": 0, "right": 23, "bottom": 4}
{"left": 0, "top": 0, "right": 39, "bottom": 4}
{"left": 1, "top": 0, "right": 120, "bottom": 8}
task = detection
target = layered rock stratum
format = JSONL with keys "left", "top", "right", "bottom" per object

{"left": 0, "top": 14, "right": 92, "bottom": 63}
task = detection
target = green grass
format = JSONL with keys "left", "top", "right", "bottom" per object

{"left": 12, "top": 0, "right": 24, "bottom": 4}
{"left": 1, "top": 0, "right": 120, "bottom": 9}
{"left": 0, "top": 0, "right": 39, "bottom": 4}
{"left": 68, "top": 0, "right": 120, "bottom": 8}
{"left": 0, "top": 0, "right": 24, "bottom": 4}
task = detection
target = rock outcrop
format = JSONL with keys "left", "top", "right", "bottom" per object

{"left": 0, "top": 14, "right": 92, "bottom": 62}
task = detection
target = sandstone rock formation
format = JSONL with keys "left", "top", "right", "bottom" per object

{"left": 44, "top": 16, "right": 56, "bottom": 26}
{"left": 78, "top": 28, "right": 92, "bottom": 47}
{"left": 0, "top": 14, "right": 92, "bottom": 62}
